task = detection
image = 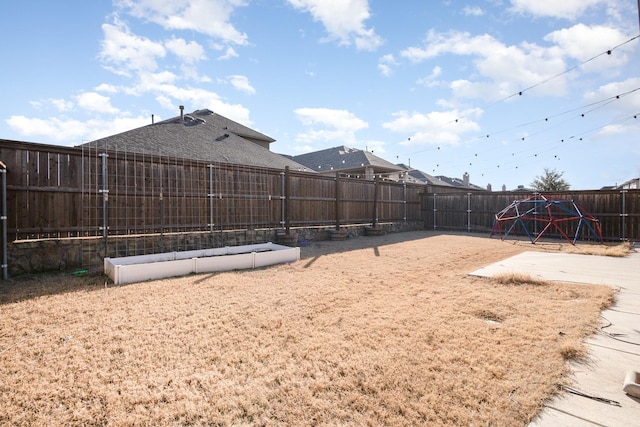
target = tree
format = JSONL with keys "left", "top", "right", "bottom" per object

{"left": 531, "top": 168, "right": 570, "bottom": 191}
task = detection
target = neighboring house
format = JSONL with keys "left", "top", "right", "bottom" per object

{"left": 82, "top": 107, "right": 313, "bottom": 171}
{"left": 601, "top": 178, "right": 640, "bottom": 191}
{"left": 435, "top": 173, "right": 486, "bottom": 191}
{"left": 395, "top": 164, "right": 454, "bottom": 187}
{"left": 510, "top": 184, "right": 536, "bottom": 192}
{"left": 616, "top": 177, "right": 640, "bottom": 190}
{"left": 289, "top": 145, "right": 405, "bottom": 180}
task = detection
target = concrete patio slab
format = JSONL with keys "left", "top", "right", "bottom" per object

{"left": 470, "top": 250, "right": 640, "bottom": 427}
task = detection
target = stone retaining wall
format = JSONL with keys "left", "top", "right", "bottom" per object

{"left": 7, "top": 222, "right": 424, "bottom": 276}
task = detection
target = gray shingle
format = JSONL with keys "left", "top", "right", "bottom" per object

{"left": 291, "top": 146, "right": 404, "bottom": 173}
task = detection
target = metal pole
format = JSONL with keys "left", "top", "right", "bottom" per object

{"left": 284, "top": 167, "right": 291, "bottom": 233}
{"left": 335, "top": 171, "right": 341, "bottom": 230}
{"left": 403, "top": 182, "right": 407, "bottom": 224}
{"left": 280, "top": 171, "right": 285, "bottom": 228}
{"left": 467, "top": 193, "right": 472, "bottom": 232}
{"left": 621, "top": 189, "right": 627, "bottom": 241}
{"left": 99, "top": 153, "right": 109, "bottom": 255}
{"left": 433, "top": 193, "right": 437, "bottom": 230}
{"left": 1, "top": 162, "right": 7, "bottom": 279}
{"left": 372, "top": 175, "right": 379, "bottom": 227}
{"left": 208, "top": 164, "right": 214, "bottom": 233}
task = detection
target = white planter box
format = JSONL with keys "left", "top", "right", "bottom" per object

{"left": 104, "top": 242, "right": 300, "bottom": 285}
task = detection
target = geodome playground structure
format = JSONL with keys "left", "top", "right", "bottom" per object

{"left": 490, "top": 194, "right": 603, "bottom": 245}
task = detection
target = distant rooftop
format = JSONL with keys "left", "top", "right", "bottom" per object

{"left": 291, "top": 146, "right": 404, "bottom": 175}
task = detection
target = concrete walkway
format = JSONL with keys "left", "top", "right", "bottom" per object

{"left": 470, "top": 250, "right": 640, "bottom": 426}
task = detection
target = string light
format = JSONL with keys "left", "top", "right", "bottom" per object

{"left": 396, "top": 36, "right": 640, "bottom": 180}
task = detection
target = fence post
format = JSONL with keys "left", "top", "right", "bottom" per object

{"left": 335, "top": 171, "right": 341, "bottom": 230}
{"left": 0, "top": 161, "right": 7, "bottom": 279}
{"left": 158, "top": 163, "right": 164, "bottom": 236}
{"left": 433, "top": 193, "right": 437, "bottom": 230}
{"left": 403, "top": 182, "right": 407, "bottom": 224}
{"left": 207, "top": 164, "right": 215, "bottom": 233}
{"left": 371, "top": 174, "right": 379, "bottom": 227}
{"left": 280, "top": 171, "right": 285, "bottom": 229}
{"left": 284, "top": 167, "right": 291, "bottom": 233}
{"left": 467, "top": 192, "right": 472, "bottom": 232}
{"left": 99, "top": 153, "right": 109, "bottom": 254}
{"left": 621, "top": 189, "right": 628, "bottom": 241}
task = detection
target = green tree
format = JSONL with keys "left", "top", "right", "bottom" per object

{"left": 531, "top": 168, "right": 570, "bottom": 191}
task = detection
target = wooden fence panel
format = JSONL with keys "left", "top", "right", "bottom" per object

{"left": 423, "top": 190, "right": 640, "bottom": 241}
{"left": 623, "top": 190, "right": 640, "bottom": 240}
{"left": 287, "top": 172, "right": 336, "bottom": 225}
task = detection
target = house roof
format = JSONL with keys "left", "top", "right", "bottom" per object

{"left": 81, "top": 108, "right": 311, "bottom": 171}
{"left": 290, "top": 146, "right": 404, "bottom": 174}
{"left": 396, "top": 164, "right": 453, "bottom": 187}
{"left": 435, "top": 175, "right": 486, "bottom": 191}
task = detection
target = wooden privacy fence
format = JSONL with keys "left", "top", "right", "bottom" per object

{"left": 422, "top": 190, "right": 640, "bottom": 241}
{"left": 1, "top": 139, "right": 639, "bottom": 275}
{"left": 0, "top": 139, "right": 423, "bottom": 244}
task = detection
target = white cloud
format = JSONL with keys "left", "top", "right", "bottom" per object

{"left": 287, "top": 0, "right": 383, "bottom": 51}
{"left": 226, "top": 75, "right": 256, "bottom": 95}
{"left": 378, "top": 54, "right": 398, "bottom": 77}
{"left": 401, "top": 30, "right": 569, "bottom": 99}
{"left": 417, "top": 66, "right": 443, "bottom": 88}
{"left": 116, "top": 0, "right": 249, "bottom": 45}
{"left": 509, "top": 0, "right": 604, "bottom": 20}
{"left": 165, "top": 37, "right": 206, "bottom": 64}
{"left": 294, "top": 107, "right": 368, "bottom": 131}
{"left": 462, "top": 6, "right": 484, "bottom": 16}
{"left": 155, "top": 85, "right": 253, "bottom": 125}
{"left": 75, "top": 92, "right": 120, "bottom": 114}
{"left": 52, "top": 99, "right": 74, "bottom": 111}
{"left": 401, "top": 31, "right": 501, "bottom": 62}
{"left": 100, "top": 20, "right": 166, "bottom": 76}
{"left": 293, "top": 107, "right": 368, "bottom": 146}
{"left": 218, "top": 46, "right": 239, "bottom": 60}
{"left": 30, "top": 98, "right": 74, "bottom": 112}
{"left": 95, "top": 83, "right": 119, "bottom": 93}
{"left": 382, "top": 109, "right": 482, "bottom": 146}
{"left": 6, "top": 115, "right": 151, "bottom": 145}
{"left": 361, "top": 139, "right": 387, "bottom": 154}
{"left": 583, "top": 77, "right": 640, "bottom": 111}
{"left": 544, "top": 24, "right": 632, "bottom": 72}
{"left": 124, "top": 70, "right": 179, "bottom": 96}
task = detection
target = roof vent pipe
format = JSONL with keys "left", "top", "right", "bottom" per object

{"left": 179, "top": 105, "right": 184, "bottom": 122}
{"left": 151, "top": 114, "right": 154, "bottom": 124}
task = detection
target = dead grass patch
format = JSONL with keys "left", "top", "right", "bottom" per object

{"left": 493, "top": 272, "right": 552, "bottom": 287}
{"left": 567, "top": 240, "right": 633, "bottom": 257}
{"left": 0, "top": 232, "right": 615, "bottom": 426}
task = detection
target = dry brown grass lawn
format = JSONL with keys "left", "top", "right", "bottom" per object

{"left": 0, "top": 232, "right": 618, "bottom": 426}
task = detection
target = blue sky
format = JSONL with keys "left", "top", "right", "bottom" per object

{"left": 1, "top": 0, "right": 639, "bottom": 190}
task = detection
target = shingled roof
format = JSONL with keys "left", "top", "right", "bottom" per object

{"left": 82, "top": 108, "right": 311, "bottom": 171}
{"left": 396, "top": 164, "right": 453, "bottom": 187}
{"left": 290, "top": 146, "right": 404, "bottom": 175}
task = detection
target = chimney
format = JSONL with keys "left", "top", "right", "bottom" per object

{"left": 179, "top": 105, "right": 184, "bottom": 122}
{"left": 463, "top": 172, "right": 469, "bottom": 187}
{"left": 151, "top": 114, "right": 154, "bottom": 124}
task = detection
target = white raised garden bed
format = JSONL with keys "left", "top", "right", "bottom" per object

{"left": 104, "top": 242, "right": 300, "bottom": 285}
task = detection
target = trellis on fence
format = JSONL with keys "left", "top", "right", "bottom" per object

{"left": 0, "top": 139, "right": 423, "bottom": 250}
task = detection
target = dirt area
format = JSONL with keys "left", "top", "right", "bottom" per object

{"left": 0, "top": 231, "right": 618, "bottom": 426}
